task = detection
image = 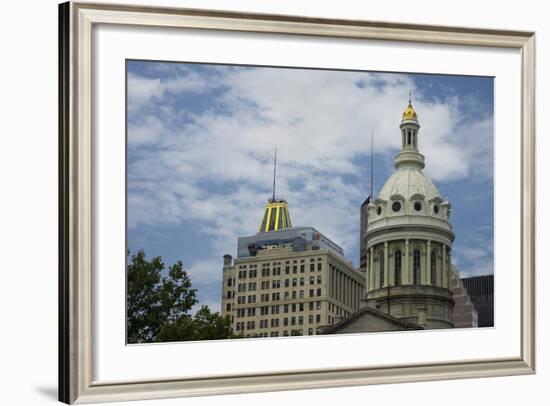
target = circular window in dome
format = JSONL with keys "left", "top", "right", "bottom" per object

{"left": 392, "top": 201, "right": 402, "bottom": 212}
{"left": 433, "top": 205, "right": 440, "bottom": 214}
{"left": 376, "top": 206, "right": 382, "bottom": 215}
{"left": 414, "top": 202, "right": 422, "bottom": 211}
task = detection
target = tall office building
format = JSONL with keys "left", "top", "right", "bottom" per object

{"left": 461, "top": 275, "right": 494, "bottom": 327}
{"left": 359, "top": 197, "right": 370, "bottom": 273}
{"left": 221, "top": 185, "right": 365, "bottom": 338}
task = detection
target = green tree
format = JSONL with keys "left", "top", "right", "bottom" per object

{"left": 127, "top": 250, "right": 236, "bottom": 343}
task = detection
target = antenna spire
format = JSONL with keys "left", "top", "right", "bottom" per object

{"left": 370, "top": 131, "right": 374, "bottom": 199}
{"left": 272, "top": 148, "right": 277, "bottom": 202}
{"left": 409, "top": 89, "right": 412, "bottom": 104}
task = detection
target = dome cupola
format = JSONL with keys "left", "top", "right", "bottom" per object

{"left": 368, "top": 96, "right": 453, "bottom": 232}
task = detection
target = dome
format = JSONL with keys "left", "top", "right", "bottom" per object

{"left": 402, "top": 100, "right": 418, "bottom": 121}
{"left": 378, "top": 167, "right": 441, "bottom": 202}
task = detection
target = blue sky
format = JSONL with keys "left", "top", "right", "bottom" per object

{"left": 127, "top": 60, "right": 494, "bottom": 312}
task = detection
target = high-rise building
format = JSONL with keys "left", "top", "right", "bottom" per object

{"left": 461, "top": 275, "right": 494, "bottom": 327}
{"left": 359, "top": 197, "right": 370, "bottom": 273}
{"left": 221, "top": 164, "right": 365, "bottom": 338}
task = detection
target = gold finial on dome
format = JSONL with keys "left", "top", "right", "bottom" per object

{"left": 402, "top": 90, "right": 418, "bottom": 121}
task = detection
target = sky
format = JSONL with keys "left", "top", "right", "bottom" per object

{"left": 126, "top": 60, "right": 494, "bottom": 313}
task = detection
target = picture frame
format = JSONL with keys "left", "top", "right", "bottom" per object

{"left": 58, "top": 1, "right": 536, "bottom": 404}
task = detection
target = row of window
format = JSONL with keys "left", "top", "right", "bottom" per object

{"left": 237, "top": 263, "right": 324, "bottom": 279}
{"left": 231, "top": 288, "right": 324, "bottom": 304}
{"left": 232, "top": 301, "right": 323, "bottom": 317}
{"left": 237, "top": 314, "right": 323, "bottom": 331}
{"left": 377, "top": 249, "right": 442, "bottom": 288}
{"left": 375, "top": 201, "right": 441, "bottom": 216}
{"left": 238, "top": 258, "right": 323, "bottom": 270}
{"left": 233, "top": 276, "right": 323, "bottom": 291}
{"left": 243, "top": 330, "right": 311, "bottom": 337}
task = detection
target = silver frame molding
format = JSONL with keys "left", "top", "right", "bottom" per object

{"left": 58, "top": 1, "right": 536, "bottom": 404}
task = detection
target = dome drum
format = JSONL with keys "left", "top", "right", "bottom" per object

{"left": 366, "top": 286, "right": 455, "bottom": 329}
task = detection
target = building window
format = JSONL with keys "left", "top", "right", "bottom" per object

{"left": 299, "top": 303, "right": 304, "bottom": 311}
{"left": 226, "top": 303, "right": 231, "bottom": 311}
{"left": 300, "top": 264, "right": 305, "bottom": 273}
{"left": 309, "top": 302, "right": 314, "bottom": 311}
{"left": 309, "top": 289, "right": 314, "bottom": 297}
{"left": 316, "top": 302, "right": 321, "bottom": 310}
{"left": 376, "top": 206, "right": 382, "bottom": 215}
{"left": 316, "top": 314, "right": 321, "bottom": 323}
{"left": 298, "top": 316, "right": 304, "bottom": 325}
{"left": 392, "top": 201, "right": 402, "bottom": 212}
{"left": 414, "top": 201, "right": 422, "bottom": 211}
{"left": 285, "top": 279, "right": 289, "bottom": 288}
{"left": 433, "top": 204, "right": 440, "bottom": 214}
{"left": 300, "top": 277, "right": 305, "bottom": 286}
{"left": 310, "top": 263, "right": 315, "bottom": 272}
{"left": 316, "top": 288, "right": 321, "bottom": 296}
{"left": 309, "top": 276, "right": 315, "bottom": 284}
{"left": 394, "top": 250, "right": 402, "bottom": 286}
{"left": 292, "top": 304, "right": 296, "bottom": 312}
{"left": 317, "top": 263, "right": 322, "bottom": 271}
{"left": 379, "top": 251, "right": 385, "bottom": 288}
{"left": 413, "top": 249, "right": 421, "bottom": 285}
{"left": 308, "top": 315, "right": 314, "bottom": 323}
{"left": 317, "top": 275, "right": 322, "bottom": 284}
{"left": 431, "top": 250, "right": 437, "bottom": 285}
{"left": 308, "top": 328, "right": 314, "bottom": 335}
{"left": 284, "top": 317, "right": 288, "bottom": 326}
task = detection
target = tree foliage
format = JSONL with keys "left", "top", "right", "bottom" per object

{"left": 127, "top": 250, "right": 236, "bottom": 343}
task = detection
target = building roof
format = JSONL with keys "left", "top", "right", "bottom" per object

{"left": 378, "top": 166, "right": 441, "bottom": 202}
{"left": 402, "top": 98, "right": 418, "bottom": 121}
{"left": 237, "top": 226, "right": 345, "bottom": 259}
{"left": 259, "top": 199, "right": 292, "bottom": 233}
{"left": 320, "top": 305, "right": 423, "bottom": 334}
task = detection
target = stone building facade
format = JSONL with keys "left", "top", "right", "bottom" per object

{"left": 221, "top": 207, "right": 365, "bottom": 338}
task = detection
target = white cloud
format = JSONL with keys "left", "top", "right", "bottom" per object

{"left": 127, "top": 65, "right": 494, "bottom": 282}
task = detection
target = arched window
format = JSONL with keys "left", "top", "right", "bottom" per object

{"left": 394, "top": 250, "right": 402, "bottom": 286}
{"left": 378, "top": 252, "right": 384, "bottom": 288}
{"left": 413, "top": 249, "right": 421, "bottom": 285}
{"left": 431, "top": 250, "right": 437, "bottom": 286}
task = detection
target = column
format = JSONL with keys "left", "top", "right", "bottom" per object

{"left": 384, "top": 242, "right": 389, "bottom": 287}
{"left": 442, "top": 245, "right": 448, "bottom": 288}
{"left": 404, "top": 239, "right": 410, "bottom": 285}
{"left": 347, "top": 277, "right": 351, "bottom": 307}
{"left": 330, "top": 267, "right": 333, "bottom": 296}
{"left": 369, "top": 247, "right": 374, "bottom": 291}
{"left": 425, "top": 240, "right": 431, "bottom": 285}
{"left": 447, "top": 249, "right": 452, "bottom": 289}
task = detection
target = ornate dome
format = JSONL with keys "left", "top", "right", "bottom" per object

{"left": 378, "top": 167, "right": 441, "bottom": 202}
{"left": 402, "top": 99, "right": 418, "bottom": 121}
{"left": 368, "top": 97, "right": 452, "bottom": 228}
